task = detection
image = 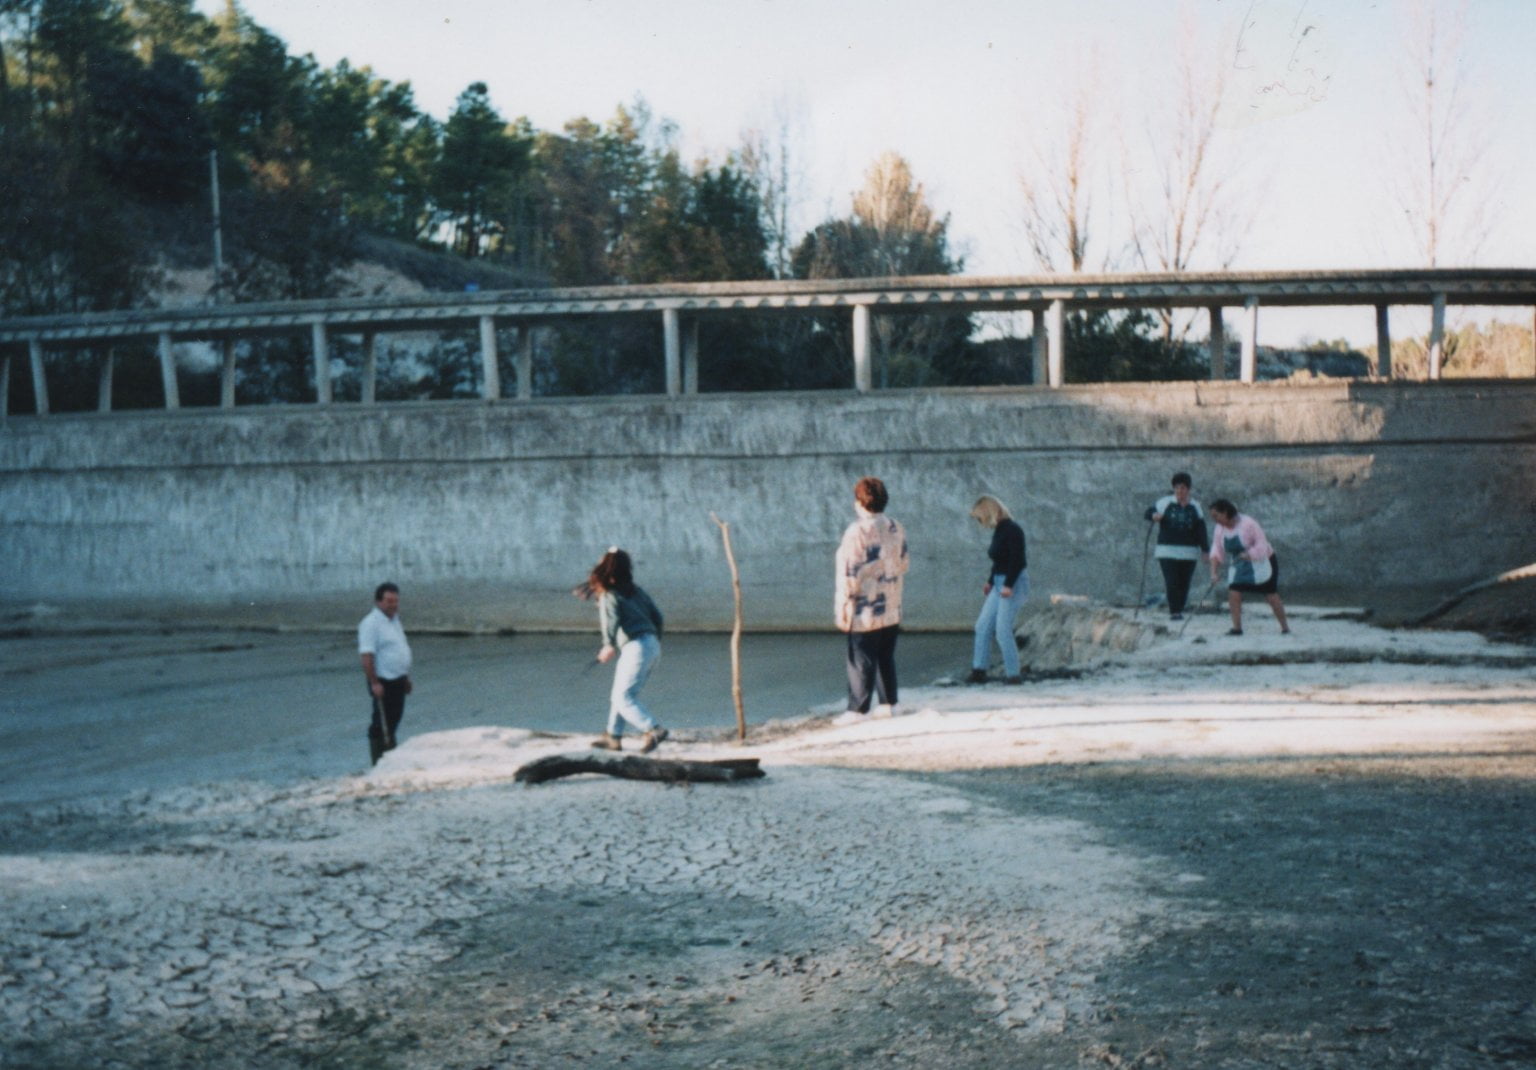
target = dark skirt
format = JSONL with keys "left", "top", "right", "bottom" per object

{"left": 1230, "top": 553, "right": 1280, "bottom": 595}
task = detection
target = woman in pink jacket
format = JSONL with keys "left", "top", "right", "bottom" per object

{"left": 1207, "top": 499, "right": 1290, "bottom": 636}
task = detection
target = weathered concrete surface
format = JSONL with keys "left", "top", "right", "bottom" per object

{"left": 2, "top": 380, "right": 1533, "bottom": 630}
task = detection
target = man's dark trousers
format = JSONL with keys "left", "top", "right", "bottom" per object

{"left": 368, "top": 677, "right": 408, "bottom": 765}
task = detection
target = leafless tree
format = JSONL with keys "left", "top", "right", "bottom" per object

{"left": 851, "top": 150, "right": 947, "bottom": 277}
{"left": 1125, "top": 14, "right": 1253, "bottom": 343}
{"left": 1018, "top": 55, "right": 1112, "bottom": 273}
{"left": 1387, "top": 0, "right": 1495, "bottom": 267}
{"left": 739, "top": 97, "right": 807, "bottom": 280}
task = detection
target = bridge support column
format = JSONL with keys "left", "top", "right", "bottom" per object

{"left": 28, "top": 339, "right": 49, "bottom": 415}
{"left": 1427, "top": 293, "right": 1446, "bottom": 380}
{"left": 1031, "top": 309, "right": 1047, "bottom": 385}
{"left": 157, "top": 332, "right": 179, "bottom": 410}
{"left": 517, "top": 326, "right": 533, "bottom": 400}
{"left": 479, "top": 315, "right": 501, "bottom": 400}
{"left": 1375, "top": 305, "right": 1392, "bottom": 378}
{"left": 1239, "top": 297, "right": 1259, "bottom": 383}
{"left": 310, "top": 322, "right": 331, "bottom": 404}
{"left": 220, "top": 340, "right": 237, "bottom": 408}
{"left": 361, "top": 332, "right": 378, "bottom": 405}
{"left": 0, "top": 353, "right": 9, "bottom": 420}
{"left": 663, "top": 308, "right": 681, "bottom": 397}
{"left": 853, "top": 304, "right": 872, "bottom": 392}
{"left": 1046, "top": 299, "right": 1065, "bottom": 387}
{"left": 98, "top": 347, "right": 114, "bottom": 412}
{"left": 1208, "top": 307, "right": 1226, "bottom": 381}
{"left": 683, "top": 318, "right": 699, "bottom": 395}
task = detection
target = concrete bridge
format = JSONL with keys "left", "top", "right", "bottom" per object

{"left": 3, "top": 269, "right": 1535, "bottom": 414}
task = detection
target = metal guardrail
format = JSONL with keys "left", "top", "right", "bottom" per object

{"left": 2, "top": 269, "right": 1534, "bottom": 414}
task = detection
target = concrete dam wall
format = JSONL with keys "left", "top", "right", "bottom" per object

{"left": 3, "top": 380, "right": 1533, "bottom": 631}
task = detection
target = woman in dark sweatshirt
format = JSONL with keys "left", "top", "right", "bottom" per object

{"left": 966, "top": 495, "right": 1028, "bottom": 684}
{"left": 575, "top": 547, "right": 668, "bottom": 753}
{"left": 1144, "top": 471, "right": 1210, "bottom": 620}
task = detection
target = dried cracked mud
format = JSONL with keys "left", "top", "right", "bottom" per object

{"left": 6, "top": 749, "right": 1535, "bottom": 1068}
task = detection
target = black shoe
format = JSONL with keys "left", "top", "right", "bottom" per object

{"left": 964, "top": 669, "right": 989, "bottom": 685}
{"left": 1003, "top": 675, "right": 1023, "bottom": 685}
{"left": 1169, "top": 613, "right": 1183, "bottom": 621}
{"left": 1226, "top": 628, "right": 1243, "bottom": 636}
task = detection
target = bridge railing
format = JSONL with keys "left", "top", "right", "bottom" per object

{"left": 2, "top": 269, "right": 1533, "bottom": 416}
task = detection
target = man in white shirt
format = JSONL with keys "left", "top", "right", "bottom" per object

{"left": 358, "top": 582, "right": 413, "bottom": 765}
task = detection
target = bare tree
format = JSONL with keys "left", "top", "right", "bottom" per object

{"left": 739, "top": 97, "right": 807, "bottom": 280}
{"left": 1126, "top": 14, "right": 1253, "bottom": 343}
{"left": 1018, "top": 55, "right": 1110, "bottom": 273}
{"left": 1387, "top": 0, "right": 1495, "bottom": 267}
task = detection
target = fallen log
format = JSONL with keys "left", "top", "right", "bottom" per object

{"left": 513, "top": 752, "right": 765, "bottom": 786}
{"left": 1409, "top": 562, "right": 1536, "bottom": 626}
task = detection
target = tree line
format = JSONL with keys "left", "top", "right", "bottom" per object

{"left": 5, "top": 2, "right": 1512, "bottom": 408}
{"left": 2, "top": 0, "right": 1034, "bottom": 404}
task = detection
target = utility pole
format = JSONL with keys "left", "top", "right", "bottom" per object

{"left": 210, "top": 149, "right": 224, "bottom": 303}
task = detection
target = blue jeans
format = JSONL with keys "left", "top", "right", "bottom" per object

{"left": 607, "top": 633, "right": 661, "bottom": 738}
{"left": 972, "top": 572, "right": 1029, "bottom": 677}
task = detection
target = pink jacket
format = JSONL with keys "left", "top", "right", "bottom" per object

{"left": 1208, "top": 514, "right": 1274, "bottom": 564}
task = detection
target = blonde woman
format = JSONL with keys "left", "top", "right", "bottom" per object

{"left": 966, "top": 495, "right": 1028, "bottom": 685}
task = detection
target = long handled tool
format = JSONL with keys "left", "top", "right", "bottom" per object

{"left": 372, "top": 691, "right": 395, "bottom": 752}
{"left": 1134, "top": 520, "right": 1155, "bottom": 619}
{"left": 1178, "top": 572, "right": 1221, "bottom": 639}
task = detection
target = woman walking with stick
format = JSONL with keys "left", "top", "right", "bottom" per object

{"left": 1208, "top": 500, "right": 1290, "bottom": 637}
{"left": 1144, "top": 472, "right": 1210, "bottom": 622}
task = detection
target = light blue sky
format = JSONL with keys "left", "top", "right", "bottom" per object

{"left": 201, "top": 0, "right": 1536, "bottom": 344}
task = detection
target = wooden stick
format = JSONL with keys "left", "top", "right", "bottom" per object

{"left": 513, "top": 752, "right": 764, "bottom": 786}
{"left": 711, "top": 512, "right": 747, "bottom": 741}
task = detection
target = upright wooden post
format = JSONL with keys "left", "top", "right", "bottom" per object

{"left": 97, "top": 347, "right": 115, "bottom": 412}
{"left": 1427, "top": 293, "right": 1446, "bottom": 380}
{"left": 1031, "top": 308, "right": 1047, "bottom": 386}
{"left": 853, "top": 304, "right": 872, "bottom": 392}
{"left": 1046, "top": 299, "right": 1065, "bottom": 387}
{"left": 683, "top": 318, "right": 700, "bottom": 395}
{"left": 1208, "top": 306, "right": 1226, "bottom": 381}
{"left": 517, "top": 325, "right": 533, "bottom": 400}
{"left": 361, "top": 332, "right": 378, "bottom": 405}
{"left": 219, "top": 339, "right": 237, "bottom": 408}
{"left": 27, "top": 339, "right": 49, "bottom": 415}
{"left": 311, "top": 321, "right": 331, "bottom": 404}
{"left": 711, "top": 513, "right": 747, "bottom": 742}
{"left": 1, "top": 353, "right": 11, "bottom": 421}
{"left": 1375, "top": 305, "right": 1392, "bottom": 378}
{"left": 1239, "top": 297, "right": 1259, "bottom": 383}
{"left": 479, "top": 314, "right": 501, "bottom": 400}
{"left": 156, "top": 332, "right": 179, "bottom": 410}
{"left": 663, "top": 307, "right": 681, "bottom": 397}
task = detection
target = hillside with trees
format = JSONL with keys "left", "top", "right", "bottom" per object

{"left": 2, "top": 1, "right": 1527, "bottom": 409}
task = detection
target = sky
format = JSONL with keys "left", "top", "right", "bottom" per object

{"left": 196, "top": 0, "right": 1536, "bottom": 345}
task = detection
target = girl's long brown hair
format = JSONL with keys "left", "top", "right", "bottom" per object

{"left": 573, "top": 547, "right": 635, "bottom": 600}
